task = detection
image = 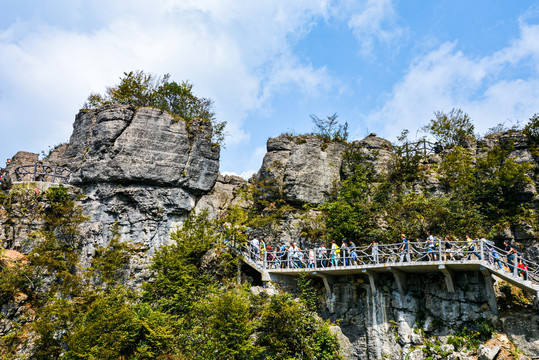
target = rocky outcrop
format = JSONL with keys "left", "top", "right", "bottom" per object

{"left": 256, "top": 134, "right": 348, "bottom": 205}
{"left": 57, "top": 105, "right": 220, "bottom": 285}
{"left": 64, "top": 105, "right": 219, "bottom": 192}
{"left": 194, "top": 173, "right": 251, "bottom": 219}
{"left": 319, "top": 271, "right": 538, "bottom": 359}
{"left": 343, "top": 133, "right": 393, "bottom": 178}
{"left": 0, "top": 105, "right": 221, "bottom": 286}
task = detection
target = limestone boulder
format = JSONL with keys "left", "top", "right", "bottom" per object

{"left": 194, "top": 173, "right": 251, "bottom": 219}
{"left": 64, "top": 105, "right": 219, "bottom": 193}
{"left": 256, "top": 134, "right": 347, "bottom": 205}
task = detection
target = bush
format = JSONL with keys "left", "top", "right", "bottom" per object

{"left": 256, "top": 293, "right": 342, "bottom": 360}
{"left": 65, "top": 287, "right": 173, "bottom": 360}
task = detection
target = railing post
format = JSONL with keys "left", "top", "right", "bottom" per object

{"left": 33, "top": 164, "right": 37, "bottom": 181}
{"left": 514, "top": 255, "right": 518, "bottom": 277}
{"left": 480, "top": 240, "right": 484, "bottom": 263}
{"left": 52, "top": 166, "right": 58, "bottom": 183}
{"left": 288, "top": 254, "right": 290, "bottom": 269}
{"left": 263, "top": 253, "right": 267, "bottom": 270}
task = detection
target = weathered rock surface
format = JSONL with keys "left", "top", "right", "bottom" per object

{"left": 0, "top": 105, "right": 220, "bottom": 286}
{"left": 58, "top": 105, "right": 220, "bottom": 285}
{"left": 194, "top": 173, "right": 250, "bottom": 219}
{"left": 64, "top": 105, "right": 219, "bottom": 192}
{"left": 501, "top": 310, "right": 539, "bottom": 358}
{"left": 342, "top": 134, "right": 393, "bottom": 178}
{"left": 325, "top": 271, "right": 500, "bottom": 360}
{"left": 256, "top": 134, "right": 348, "bottom": 205}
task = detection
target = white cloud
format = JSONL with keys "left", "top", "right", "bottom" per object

{"left": 368, "top": 21, "right": 539, "bottom": 141}
{"left": 0, "top": 1, "right": 339, "bottom": 158}
{"left": 346, "top": 0, "right": 404, "bottom": 56}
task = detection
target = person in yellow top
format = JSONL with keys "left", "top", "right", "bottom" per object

{"left": 466, "top": 234, "right": 481, "bottom": 260}
{"left": 330, "top": 240, "right": 340, "bottom": 266}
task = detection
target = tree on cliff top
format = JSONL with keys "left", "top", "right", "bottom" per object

{"left": 310, "top": 113, "right": 349, "bottom": 142}
{"left": 422, "top": 108, "right": 475, "bottom": 148}
{"left": 84, "top": 70, "right": 227, "bottom": 146}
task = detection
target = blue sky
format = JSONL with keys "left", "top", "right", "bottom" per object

{"left": 1, "top": 1, "right": 539, "bottom": 178}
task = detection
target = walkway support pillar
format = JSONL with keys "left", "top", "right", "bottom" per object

{"left": 480, "top": 266, "right": 499, "bottom": 315}
{"left": 312, "top": 272, "right": 334, "bottom": 296}
{"left": 439, "top": 265, "right": 455, "bottom": 293}
{"left": 387, "top": 267, "right": 408, "bottom": 295}
{"left": 362, "top": 269, "right": 379, "bottom": 294}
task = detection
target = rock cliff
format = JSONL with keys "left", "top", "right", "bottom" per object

{"left": 256, "top": 134, "right": 348, "bottom": 205}
{"left": 1, "top": 104, "right": 220, "bottom": 286}
{"left": 64, "top": 105, "right": 220, "bottom": 285}
{"left": 315, "top": 271, "right": 538, "bottom": 359}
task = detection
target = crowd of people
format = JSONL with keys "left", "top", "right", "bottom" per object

{"left": 245, "top": 232, "right": 532, "bottom": 282}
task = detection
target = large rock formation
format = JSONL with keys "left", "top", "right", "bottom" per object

{"left": 64, "top": 105, "right": 219, "bottom": 191}
{"left": 256, "top": 134, "right": 348, "bottom": 205}
{"left": 194, "top": 173, "right": 251, "bottom": 219}
{"left": 0, "top": 105, "right": 220, "bottom": 286}
{"left": 319, "top": 271, "right": 538, "bottom": 359}
{"left": 59, "top": 105, "right": 220, "bottom": 284}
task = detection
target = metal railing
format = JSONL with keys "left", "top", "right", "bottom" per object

{"left": 240, "top": 239, "right": 539, "bottom": 287}
{"left": 14, "top": 164, "right": 71, "bottom": 184}
{"left": 396, "top": 139, "right": 441, "bottom": 157}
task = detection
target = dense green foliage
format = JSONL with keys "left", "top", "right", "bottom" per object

{"left": 1, "top": 190, "right": 341, "bottom": 359}
{"left": 257, "top": 293, "right": 341, "bottom": 360}
{"left": 84, "top": 70, "right": 227, "bottom": 146}
{"left": 142, "top": 211, "right": 341, "bottom": 359}
{"left": 320, "top": 111, "right": 537, "bottom": 243}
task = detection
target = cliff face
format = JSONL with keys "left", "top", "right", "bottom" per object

{"left": 0, "top": 105, "right": 220, "bottom": 287}
{"left": 62, "top": 105, "right": 220, "bottom": 285}
{"left": 325, "top": 272, "right": 539, "bottom": 359}
{"left": 64, "top": 104, "right": 219, "bottom": 191}
{"left": 256, "top": 134, "right": 349, "bottom": 205}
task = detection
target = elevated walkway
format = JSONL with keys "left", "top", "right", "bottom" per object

{"left": 238, "top": 239, "right": 539, "bottom": 309}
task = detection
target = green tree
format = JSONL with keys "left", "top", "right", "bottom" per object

{"left": 85, "top": 70, "right": 227, "bottom": 146}
{"left": 65, "top": 287, "right": 173, "bottom": 360}
{"left": 310, "top": 113, "right": 349, "bottom": 142}
{"left": 256, "top": 293, "right": 342, "bottom": 360}
{"left": 142, "top": 211, "right": 222, "bottom": 316}
{"left": 473, "top": 139, "right": 534, "bottom": 232}
{"left": 90, "top": 222, "right": 132, "bottom": 287}
{"left": 186, "top": 288, "right": 262, "bottom": 360}
{"left": 423, "top": 108, "right": 475, "bottom": 148}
